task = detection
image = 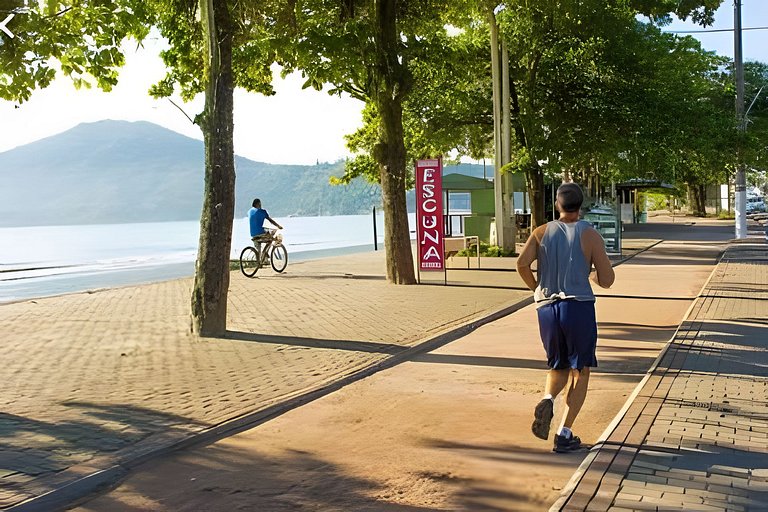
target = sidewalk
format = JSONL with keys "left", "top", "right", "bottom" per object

{"left": 552, "top": 239, "right": 768, "bottom": 511}
{"left": 1, "top": 249, "right": 537, "bottom": 510}
{"left": 68, "top": 223, "right": 732, "bottom": 511}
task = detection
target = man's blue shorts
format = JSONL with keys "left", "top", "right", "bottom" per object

{"left": 537, "top": 299, "right": 598, "bottom": 370}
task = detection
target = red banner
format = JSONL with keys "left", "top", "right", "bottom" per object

{"left": 415, "top": 158, "right": 444, "bottom": 271}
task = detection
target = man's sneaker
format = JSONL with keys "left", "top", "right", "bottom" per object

{"left": 553, "top": 434, "right": 582, "bottom": 453}
{"left": 531, "top": 398, "right": 554, "bottom": 440}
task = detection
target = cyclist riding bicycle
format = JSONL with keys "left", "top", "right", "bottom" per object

{"left": 249, "top": 198, "right": 283, "bottom": 253}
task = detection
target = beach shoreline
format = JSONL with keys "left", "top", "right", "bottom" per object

{"left": 0, "top": 243, "right": 382, "bottom": 305}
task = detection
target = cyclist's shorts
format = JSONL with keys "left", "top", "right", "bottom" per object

{"left": 536, "top": 299, "right": 598, "bottom": 370}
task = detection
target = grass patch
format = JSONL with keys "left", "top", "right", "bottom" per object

{"left": 457, "top": 241, "right": 517, "bottom": 257}
{"left": 717, "top": 211, "right": 735, "bottom": 220}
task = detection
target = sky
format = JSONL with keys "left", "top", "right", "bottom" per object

{"left": 0, "top": 2, "right": 767, "bottom": 165}
{"left": 0, "top": 35, "right": 365, "bottom": 165}
{"left": 665, "top": 0, "right": 768, "bottom": 60}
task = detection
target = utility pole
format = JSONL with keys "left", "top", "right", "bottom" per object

{"left": 488, "top": 10, "right": 515, "bottom": 252}
{"left": 734, "top": 0, "right": 747, "bottom": 238}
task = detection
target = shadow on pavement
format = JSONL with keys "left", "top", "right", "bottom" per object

{"left": 418, "top": 440, "right": 581, "bottom": 511}
{"left": 75, "top": 445, "right": 454, "bottom": 512}
{"left": 597, "top": 321, "right": 681, "bottom": 343}
{"left": 623, "top": 223, "right": 733, "bottom": 242}
{"left": 594, "top": 294, "right": 694, "bottom": 301}
{"left": 680, "top": 320, "right": 768, "bottom": 351}
{"left": 411, "top": 353, "right": 546, "bottom": 370}
{"left": 224, "top": 330, "right": 408, "bottom": 355}
{"left": 627, "top": 246, "right": 723, "bottom": 266}
{"left": 421, "top": 440, "right": 587, "bottom": 465}
{"left": 0, "top": 403, "right": 206, "bottom": 507}
{"left": 261, "top": 273, "right": 387, "bottom": 281}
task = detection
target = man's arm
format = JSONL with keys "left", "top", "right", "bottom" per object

{"left": 267, "top": 216, "right": 283, "bottom": 230}
{"left": 516, "top": 227, "right": 543, "bottom": 292}
{"left": 583, "top": 228, "right": 615, "bottom": 288}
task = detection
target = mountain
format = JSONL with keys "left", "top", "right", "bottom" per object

{"left": 0, "top": 120, "right": 483, "bottom": 227}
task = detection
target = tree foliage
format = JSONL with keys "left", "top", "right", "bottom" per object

{"left": 144, "top": 0, "right": 276, "bottom": 103}
{"left": 335, "top": 1, "right": 729, "bottom": 227}
{"left": 276, "top": 0, "right": 477, "bottom": 284}
{"left": 0, "top": 0, "right": 151, "bottom": 102}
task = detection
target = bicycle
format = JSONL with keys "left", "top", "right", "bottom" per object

{"left": 239, "top": 229, "right": 288, "bottom": 277}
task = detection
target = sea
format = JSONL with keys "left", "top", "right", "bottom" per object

{"left": 0, "top": 213, "right": 416, "bottom": 304}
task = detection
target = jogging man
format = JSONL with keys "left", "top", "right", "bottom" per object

{"left": 516, "top": 183, "right": 615, "bottom": 453}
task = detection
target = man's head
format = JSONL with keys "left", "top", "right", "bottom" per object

{"left": 252, "top": 198, "right": 262, "bottom": 208}
{"left": 556, "top": 183, "right": 584, "bottom": 213}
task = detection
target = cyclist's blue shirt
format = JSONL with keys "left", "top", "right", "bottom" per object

{"left": 248, "top": 207, "right": 269, "bottom": 236}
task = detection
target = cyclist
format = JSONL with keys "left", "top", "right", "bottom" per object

{"left": 249, "top": 198, "right": 283, "bottom": 257}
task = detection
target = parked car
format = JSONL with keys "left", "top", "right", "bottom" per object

{"left": 746, "top": 197, "right": 767, "bottom": 213}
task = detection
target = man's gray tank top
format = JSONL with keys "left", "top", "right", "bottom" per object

{"left": 534, "top": 220, "right": 596, "bottom": 306}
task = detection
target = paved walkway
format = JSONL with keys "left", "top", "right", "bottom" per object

{"left": 67, "top": 222, "right": 731, "bottom": 511}
{"left": 0, "top": 219, "right": 738, "bottom": 511}
{"left": 552, "top": 240, "right": 768, "bottom": 511}
{"left": 1, "top": 248, "right": 543, "bottom": 510}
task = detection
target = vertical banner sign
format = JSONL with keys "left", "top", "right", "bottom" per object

{"left": 416, "top": 158, "right": 444, "bottom": 271}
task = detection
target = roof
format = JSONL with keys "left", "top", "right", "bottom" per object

{"left": 442, "top": 172, "right": 526, "bottom": 191}
{"left": 442, "top": 173, "right": 495, "bottom": 191}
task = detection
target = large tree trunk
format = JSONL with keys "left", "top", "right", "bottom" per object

{"left": 527, "top": 163, "right": 546, "bottom": 228}
{"left": 373, "top": 0, "right": 415, "bottom": 284}
{"left": 191, "top": 0, "right": 236, "bottom": 336}
{"left": 378, "top": 97, "right": 414, "bottom": 284}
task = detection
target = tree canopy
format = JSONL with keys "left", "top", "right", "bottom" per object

{"left": 0, "top": 0, "right": 151, "bottom": 102}
{"left": 4, "top": 0, "right": 760, "bottom": 331}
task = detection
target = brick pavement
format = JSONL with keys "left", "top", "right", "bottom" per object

{"left": 0, "top": 252, "right": 531, "bottom": 510}
{"left": 552, "top": 240, "right": 768, "bottom": 511}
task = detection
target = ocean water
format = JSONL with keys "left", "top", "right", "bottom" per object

{"left": 0, "top": 213, "right": 413, "bottom": 303}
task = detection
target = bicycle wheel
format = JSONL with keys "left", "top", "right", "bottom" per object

{"left": 270, "top": 244, "right": 288, "bottom": 273}
{"left": 239, "top": 246, "right": 261, "bottom": 277}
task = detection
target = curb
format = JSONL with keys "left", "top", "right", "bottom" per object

{"left": 8, "top": 296, "right": 534, "bottom": 512}
{"left": 548, "top": 243, "right": 728, "bottom": 512}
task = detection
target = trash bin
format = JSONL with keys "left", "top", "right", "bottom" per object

{"left": 639, "top": 212, "right": 647, "bottom": 223}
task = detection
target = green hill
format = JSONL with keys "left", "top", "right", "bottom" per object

{"left": 0, "top": 120, "right": 484, "bottom": 227}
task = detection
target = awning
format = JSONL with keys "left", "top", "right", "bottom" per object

{"left": 615, "top": 179, "right": 678, "bottom": 194}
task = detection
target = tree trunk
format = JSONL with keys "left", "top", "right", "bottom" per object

{"left": 527, "top": 163, "right": 546, "bottom": 228}
{"left": 191, "top": 0, "right": 236, "bottom": 336}
{"left": 373, "top": 0, "right": 415, "bottom": 284}
{"left": 690, "top": 183, "right": 707, "bottom": 217}
{"left": 378, "top": 98, "right": 414, "bottom": 284}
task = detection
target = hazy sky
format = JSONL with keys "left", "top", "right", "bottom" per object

{"left": 0, "top": 2, "right": 766, "bottom": 165}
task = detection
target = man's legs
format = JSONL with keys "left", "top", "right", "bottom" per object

{"left": 550, "top": 367, "right": 590, "bottom": 452}
{"left": 533, "top": 300, "right": 597, "bottom": 448}
{"left": 545, "top": 368, "right": 571, "bottom": 398}
{"left": 532, "top": 367, "right": 576, "bottom": 440}
{"left": 558, "top": 367, "right": 591, "bottom": 432}
{"left": 532, "top": 303, "right": 569, "bottom": 440}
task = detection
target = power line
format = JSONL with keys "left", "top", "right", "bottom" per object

{"left": 669, "top": 26, "right": 768, "bottom": 34}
